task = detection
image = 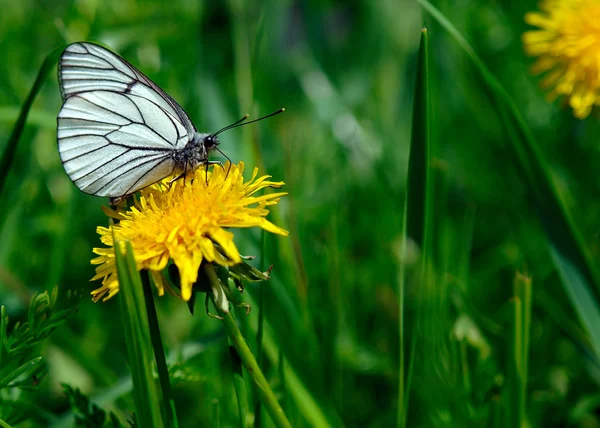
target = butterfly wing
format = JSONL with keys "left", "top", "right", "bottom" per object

{"left": 57, "top": 42, "right": 195, "bottom": 197}
{"left": 57, "top": 90, "right": 189, "bottom": 197}
{"left": 59, "top": 42, "right": 197, "bottom": 139}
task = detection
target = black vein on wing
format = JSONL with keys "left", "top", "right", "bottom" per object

{"left": 60, "top": 42, "right": 195, "bottom": 137}
{"left": 94, "top": 154, "right": 171, "bottom": 194}
{"left": 126, "top": 91, "right": 184, "bottom": 142}
{"left": 76, "top": 94, "right": 138, "bottom": 124}
{"left": 59, "top": 130, "right": 173, "bottom": 159}
{"left": 76, "top": 94, "right": 177, "bottom": 147}
{"left": 72, "top": 148, "right": 134, "bottom": 183}
{"left": 122, "top": 157, "right": 175, "bottom": 196}
{"left": 75, "top": 149, "right": 169, "bottom": 189}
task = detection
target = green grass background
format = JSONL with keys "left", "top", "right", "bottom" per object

{"left": 1, "top": 0, "right": 600, "bottom": 426}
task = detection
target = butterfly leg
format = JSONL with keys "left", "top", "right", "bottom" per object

{"left": 109, "top": 193, "right": 133, "bottom": 208}
{"left": 202, "top": 160, "right": 223, "bottom": 183}
{"left": 168, "top": 162, "right": 189, "bottom": 188}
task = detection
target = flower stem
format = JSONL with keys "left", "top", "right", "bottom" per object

{"left": 203, "top": 263, "right": 292, "bottom": 428}
{"left": 254, "top": 229, "right": 267, "bottom": 427}
{"left": 141, "top": 270, "right": 179, "bottom": 428}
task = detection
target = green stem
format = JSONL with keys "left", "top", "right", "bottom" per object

{"left": 254, "top": 229, "right": 267, "bottom": 427}
{"left": 203, "top": 264, "right": 292, "bottom": 428}
{"left": 141, "top": 270, "right": 179, "bottom": 428}
{"left": 212, "top": 399, "right": 220, "bottom": 428}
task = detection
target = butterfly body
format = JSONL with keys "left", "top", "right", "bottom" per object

{"left": 173, "top": 133, "right": 219, "bottom": 173}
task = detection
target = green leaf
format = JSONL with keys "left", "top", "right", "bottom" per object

{"left": 398, "top": 27, "right": 431, "bottom": 427}
{"left": 62, "top": 383, "right": 126, "bottom": 428}
{"left": 419, "top": 0, "right": 600, "bottom": 365}
{"left": 0, "top": 357, "right": 42, "bottom": 389}
{"left": 405, "top": 28, "right": 433, "bottom": 252}
{"left": 114, "top": 239, "right": 164, "bottom": 428}
{"left": 0, "top": 289, "right": 81, "bottom": 401}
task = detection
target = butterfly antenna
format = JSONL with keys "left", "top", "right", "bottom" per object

{"left": 212, "top": 108, "right": 285, "bottom": 137}
{"left": 212, "top": 115, "right": 249, "bottom": 137}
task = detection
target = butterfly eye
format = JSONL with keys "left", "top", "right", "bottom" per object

{"left": 204, "top": 135, "right": 218, "bottom": 150}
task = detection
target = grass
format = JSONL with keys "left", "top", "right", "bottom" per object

{"left": 1, "top": 0, "right": 600, "bottom": 426}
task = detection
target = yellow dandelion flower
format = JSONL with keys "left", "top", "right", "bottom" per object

{"left": 90, "top": 162, "right": 288, "bottom": 302}
{"left": 523, "top": 0, "right": 600, "bottom": 118}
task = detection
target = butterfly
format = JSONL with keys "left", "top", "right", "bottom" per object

{"left": 57, "top": 42, "right": 283, "bottom": 201}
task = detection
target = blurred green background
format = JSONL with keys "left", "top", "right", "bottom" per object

{"left": 1, "top": 0, "right": 600, "bottom": 426}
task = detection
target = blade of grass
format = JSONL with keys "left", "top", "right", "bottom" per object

{"left": 141, "top": 270, "right": 179, "bottom": 428}
{"left": 419, "top": 0, "right": 600, "bottom": 364}
{"left": 517, "top": 273, "right": 532, "bottom": 423}
{"left": 114, "top": 239, "right": 164, "bottom": 428}
{"left": 278, "top": 349, "right": 288, "bottom": 420}
{"left": 398, "top": 27, "right": 432, "bottom": 428}
{"left": 507, "top": 272, "right": 532, "bottom": 428}
{"left": 230, "top": 346, "right": 248, "bottom": 428}
{"left": 507, "top": 273, "right": 530, "bottom": 428}
{"left": 0, "top": 45, "right": 64, "bottom": 198}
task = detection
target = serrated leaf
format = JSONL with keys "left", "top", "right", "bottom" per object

{"left": 229, "top": 261, "right": 270, "bottom": 283}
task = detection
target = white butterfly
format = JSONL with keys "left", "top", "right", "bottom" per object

{"left": 57, "top": 42, "right": 282, "bottom": 200}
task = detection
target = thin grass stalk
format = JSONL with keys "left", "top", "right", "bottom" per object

{"left": 509, "top": 295, "right": 523, "bottom": 428}
{"left": 141, "top": 270, "right": 179, "bottom": 428}
{"left": 404, "top": 324, "right": 417, "bottom": 414}
{"left": 398, "top": 238, "right": 406, "bottom": 428}
{"left": 507, "top": 272, "right": 532, "bottom": 428}
{"left": 212, "top": 399, "right": 220, "bottom": 428}
{"left": 514, "top": 272, "right": 532, "bottom": 427}
{"left": 230, "top": 346, "right": 249, "bottom": 428}
{"left": 254, "top": 229, "right": 267, "bottom": 427}
{"left": 204, "top": 264, "right": 291, "bottom": 428}
{"left": 459, "top": 341, "right": 471, "bottom": 394}
{"left": 0, "top": 45, "right": 64, "bottom": 198}
{"left": 278, "top": 349, "right": 286, "bottom": 414}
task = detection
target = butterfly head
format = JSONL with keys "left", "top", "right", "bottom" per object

{"left": 184, "top": 109, "right": 286, "bottom": 170}
{"left": 202, "top": 134, "right": 219, "bottom": 151}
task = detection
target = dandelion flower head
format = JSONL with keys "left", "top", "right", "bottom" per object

{"left": 523, "top": 0, "right": 600, "bottom": 118}
{"left": 91, "top": 162, "right": 288, "bottom": 302}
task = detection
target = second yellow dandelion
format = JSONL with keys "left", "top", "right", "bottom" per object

{"left": 523, "top": 0, "right": 600, "bottom": 119}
